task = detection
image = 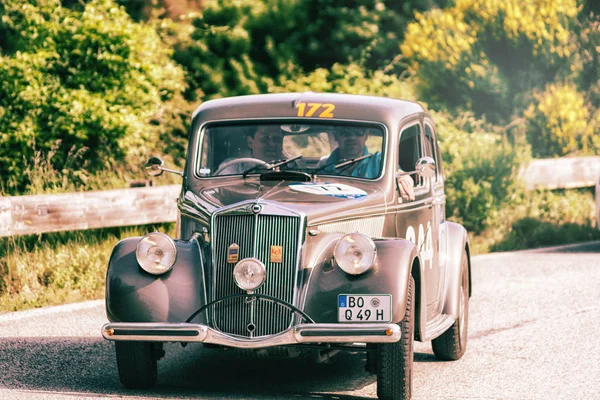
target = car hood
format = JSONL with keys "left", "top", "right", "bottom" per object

{"left": 187, "top": 178, "right": 387, "bottom": 225}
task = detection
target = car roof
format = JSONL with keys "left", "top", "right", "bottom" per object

{"left": 192, "top": 92, "right": 426, "bottom": 124}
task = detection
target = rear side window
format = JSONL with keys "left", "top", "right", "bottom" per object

{"left": 399, "top": 124, "right": 423, "bottom": 186}
{"left": 425, "top": 123, "right": 443, "bottom": 183}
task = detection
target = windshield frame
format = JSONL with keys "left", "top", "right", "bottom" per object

{"left": 192, "top": 118, "right": 389, "bottom": 182}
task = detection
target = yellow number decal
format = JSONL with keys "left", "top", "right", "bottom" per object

{"left": 305, "top": 103, "right": 321, "bottom": 117}
{"left": 319, "top": 103, "right": 335, "bottom": 118}
{"left": 296, "top": 102, "right": 336, "bottom": 118}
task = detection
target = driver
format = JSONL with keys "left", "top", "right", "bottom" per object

{"left": 215, "top": 125, "right": 296, "bottom": 175}
{"left": 247, "top": 125, "right": 286, "bottom": 161}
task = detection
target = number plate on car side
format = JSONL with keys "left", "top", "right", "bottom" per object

{"left": 338, "top": 295, "right": 392, "bottom": 322}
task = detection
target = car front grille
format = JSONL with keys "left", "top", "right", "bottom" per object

{"left": 211, "top": 212, "right": 301, "bottom": 337}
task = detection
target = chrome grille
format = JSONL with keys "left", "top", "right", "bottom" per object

{"left": 212, "top": 212, "right": 300, "bottom": 337}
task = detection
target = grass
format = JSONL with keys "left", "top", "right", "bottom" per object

{"left": 470, "top": 188, "right": 600, "bottom": 253}
{"left": 0, "top": 224, "right": 175, "bottom": 313}
{"left": 0, "top": 147, "right": 182, "bottom": 313}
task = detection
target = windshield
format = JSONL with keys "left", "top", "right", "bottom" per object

{"left": 196, "top": 122, "right": 385, "bottom": 179}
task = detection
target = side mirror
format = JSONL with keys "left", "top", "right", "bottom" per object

{"left": 145, "top": 157, "right": 183, "bottom": 177}
{"left": 415, "top": 156, "right": 436, "bottom": 178}
{"left": 145, "top": 157, "right": 165, "bottom": 177}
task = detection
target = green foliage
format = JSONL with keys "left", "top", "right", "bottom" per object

{"left": 434, "top": 111, "right": 530, "bottom": 234}
{"left": 172, "top": 0, "right": 442, "bottom": 101}
{"left": 472, "top": 188, "right": 600, "bottom": 253}
{"left": 0, "top": 0, "right": 185, "bottom": 195}
{"left": 400, "top": 0, "right": 579, "bottom": 123}
{"left": 524, "top": 83, "right": 597, "bottom": 157}
{"left": 575, "top": 13, "right": 600, "bottom": 109}
{"left": 272, "top": 62, "right": 418, "bottom": 99}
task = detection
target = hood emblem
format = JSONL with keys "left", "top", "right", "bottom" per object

{"left": 270, "top": 245, "right": 283, "bottom": 263}
{"left": 251, "top": 203, "right": 262, "bottom": 214}
{"left": 227, "top": 243, "right": 240, "bottom": 264}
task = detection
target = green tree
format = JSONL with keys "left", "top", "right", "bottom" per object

{"left": 400, "top": 0, "right": 579, "bottom": 124}
{"left": 0, "top": 0, "right": 185, "bottom": 194}
{"left": 172, "top": 0, "right": 447, "bottom": 101}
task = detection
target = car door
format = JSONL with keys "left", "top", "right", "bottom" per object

{"left": 423, "top": 121, "right": 444, "bottom": 311}
{"left": 394, "top": 120, "right": 439, "bottom": 310}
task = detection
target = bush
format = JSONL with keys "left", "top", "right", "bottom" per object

{"left": 524, "top": 83, "right": 596, "bottom": 157}
{"left": 0, "top": 0, "right": 185, "bottom": 195}
{"left": 433, "top": 111, "right": 530, "bottom": 234}
{"left": 477, "top": 188, "right": 600, "bottom": 252}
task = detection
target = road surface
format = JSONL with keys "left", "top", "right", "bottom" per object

{"left": 1, "top": 241, "right": 598, "bottom": 399}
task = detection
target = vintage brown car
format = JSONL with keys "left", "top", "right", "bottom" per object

{"left": 102, "top": 93, "right": 472, "bottom": 400}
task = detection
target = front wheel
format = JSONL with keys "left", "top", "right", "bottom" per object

{"left": 376, "top": 276, "right": 415, "bottom": 400}
{"left": 115, "top": 341, "right": 158, "bottom": 389}
{"left": 432, "top": 248, "right": 469, "bottom": 360}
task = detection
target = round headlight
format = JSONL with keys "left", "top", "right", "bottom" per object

{"left": 334, "top": 233, "right": 377, "bottom": 275}
{"left": 233, "top": 258, "right": 266, "bottom": 292}
{"left": 136, "top": 232, "right": 177, "bottom": 275}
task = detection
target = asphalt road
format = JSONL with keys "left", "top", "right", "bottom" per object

{"left": 0, "top": 241, "right": 599, "bottom": 400}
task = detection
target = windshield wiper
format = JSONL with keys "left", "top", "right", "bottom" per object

{"left": 309, "top": 153, "right": 373, "bottom": 175}
{"left": 242, "top": 155, "right": 303, "bottom": 179}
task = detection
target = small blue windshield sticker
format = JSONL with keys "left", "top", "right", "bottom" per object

{"left": 289, "top": 183, "right": 367, "bottom": 199}
{"left": 338, "top": 295, "right": 347, "bottom": 307}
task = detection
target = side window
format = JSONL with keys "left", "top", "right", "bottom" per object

{"left": 398, "top": 123, "right": 423, "bottom": 186}
{"left": 424, "top": 123, "right": 442, "bottom": 183}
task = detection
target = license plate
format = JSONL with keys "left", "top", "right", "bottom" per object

{"left": 338, "top": 294, "right": 392, "bottom": 322}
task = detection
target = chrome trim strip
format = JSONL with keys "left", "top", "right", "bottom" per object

{"left": 102, "top": 322, "right": 401, "bottom": 347}
{"left": 190, "top": 234, "right": 208, "bottom": 310}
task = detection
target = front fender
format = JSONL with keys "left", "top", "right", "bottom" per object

{"left": 302, "top": 235, "right": 419, "bottom": 324}
{"left": 441, "top": 222, "right": 470, "bottom": 317}
{"left": 105, "top": 236, "right": 208, "bottom": 324}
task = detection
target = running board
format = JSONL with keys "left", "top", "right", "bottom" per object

{"left": 423, "top": 314, "right": 455, "bottom": 341}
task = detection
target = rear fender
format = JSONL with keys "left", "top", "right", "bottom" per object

{"left": 302, "top": 235, "right": 419, "bottom": 324}
{"left": 105, "top": 236, "right": 208, "bottom": 324}
{"left": 441, "top": 222, "right": 470, "bottom": 317}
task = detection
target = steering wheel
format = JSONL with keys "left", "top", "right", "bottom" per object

{"left": 213, "top": 157, "right": 268, "bottom": 176}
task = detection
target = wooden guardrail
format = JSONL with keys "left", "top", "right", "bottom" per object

{"left": 1, "top": 156, "right": 599, "bottom": 237}
{"left": 0, "top": 185, "right": 180, "bottom": 237}
{"left": 522, "top": 156, "right": 600, "bottom": 190}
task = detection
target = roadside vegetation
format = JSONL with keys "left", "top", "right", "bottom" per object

{"left": 1, "top": 0, "right": 598, "bottom": 311}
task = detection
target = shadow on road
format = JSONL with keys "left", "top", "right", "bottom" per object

{"left": 0, "top": 337, "right": 439, "bottom": 399}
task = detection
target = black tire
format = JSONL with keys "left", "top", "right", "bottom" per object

{"left": 115, "top": 341, "right": 158, "bottom": 389}
{"left": 432, "top": 249, "right": 469, "bottom": 361}
{"left": 376, "top": 276, "right": 415, "bottom": 400}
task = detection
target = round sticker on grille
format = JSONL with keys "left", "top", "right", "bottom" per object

{"left": 371, "top": 298, "right": 380, "bottom": 308}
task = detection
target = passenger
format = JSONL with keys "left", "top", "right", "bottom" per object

{"left": 321, "top": 127, "right": 415, "bottom": 200}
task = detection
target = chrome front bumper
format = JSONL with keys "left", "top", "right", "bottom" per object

{"left": 101, "top": 322, "right": 401, "bottom": 348}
